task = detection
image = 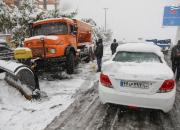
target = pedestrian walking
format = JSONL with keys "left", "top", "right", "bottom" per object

{"left": 171, "top": 40, "right": 180, "bottom": 80}
{"left": 111, "top": 39, "right": 118, "bottom": 55}
{"left": 95, "top": 38, "right": 103, "bottom": 72}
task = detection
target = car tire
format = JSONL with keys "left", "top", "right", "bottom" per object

{"left": 66, "top": 52, "right": 75, "bottom": 74}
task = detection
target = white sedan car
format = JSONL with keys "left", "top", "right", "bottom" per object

{"left": 99, "top": 43, "right": 175, "bottom": 113}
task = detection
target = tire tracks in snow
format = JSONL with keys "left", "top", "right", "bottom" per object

{"left": 44, "top": 84, "right": 180, "bottom": 130}
{"left": 44, "top": 81, "right": 100, "bottom": 130}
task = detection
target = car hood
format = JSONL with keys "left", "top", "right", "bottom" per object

{"left": 103, "top": 61, "right": 174, "bottom": 80}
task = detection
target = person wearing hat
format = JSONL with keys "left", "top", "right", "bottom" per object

{"left": 95, "top": 38, "right": 103, "bottom": 72}
{"left": 111, "top": 39, "right": 118, "bottom": 55}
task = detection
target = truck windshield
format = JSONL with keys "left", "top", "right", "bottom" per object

{"left": 33, "top": 22, "right": 68, "bottom": 36}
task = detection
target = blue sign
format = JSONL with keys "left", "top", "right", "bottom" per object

{"left": 163, "top": 6, "right": 180, "bottom": 26}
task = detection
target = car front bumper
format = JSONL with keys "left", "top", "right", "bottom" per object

{"left": 98, "top": 83, "right": 176, "bottom": 113}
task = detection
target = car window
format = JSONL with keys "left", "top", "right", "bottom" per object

{"left": 113, "top": 51, "right": 162, "bottom": 63}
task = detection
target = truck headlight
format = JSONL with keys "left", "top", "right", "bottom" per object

{"left": 49, "top": 48, "right": 56, "bottom": 54}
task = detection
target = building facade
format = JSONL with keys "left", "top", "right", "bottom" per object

{"left": 3, "top": 0, "right": 59, "bottom": 10}
{"left": 37, "top": 0, "right": 59, "bottom": 10}
{"left": 3, "top": 0, "right": 21, "bottom": 7}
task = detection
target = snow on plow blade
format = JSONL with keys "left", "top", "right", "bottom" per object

{"left": 0, "top": 60, "right": 38, "bottom": 100}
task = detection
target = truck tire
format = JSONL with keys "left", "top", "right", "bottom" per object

{"left": 66, "top": 52, "right": 75, "bottom": 74}
{"left": 85, "top": 47, "right": 93, "bottom": 63}
{"left": 89, "top": 47, "right": 95, "bottom": 61}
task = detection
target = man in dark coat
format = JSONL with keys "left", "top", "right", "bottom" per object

{"left": 111, "top": 39, "right": 118, "bottom": 55}
{"left": 171, "top": 40, "right": 180, "bottom": 80}
{"left": 171, "top": 44, "right": 177, "bottom": 73}
{"left": 95, "top": 38, "right": 103, "bottom": 72}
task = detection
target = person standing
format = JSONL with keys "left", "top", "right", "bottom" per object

{"left": 171, "top": 44, "right": 177, "bottom": 73}
{"left": 111, "top": 39, "right": 118, "bottom": 55}
{"left": 95, "top": 38, "right": 103, "bottom": 72}
{"left": 171, "top": 40, "right": 180, "bottom": 80}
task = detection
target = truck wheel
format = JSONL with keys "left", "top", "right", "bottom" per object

{"left": 89, "top": 47, "right": 95, "bottom": 61}
{"left": 66, "top": 52, "right": 75, "bottom": 74}
{"left": 85, "top": 47, "right": 93, "bottom": 63}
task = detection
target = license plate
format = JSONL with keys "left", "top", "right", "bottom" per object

{"left": 120, "top": 80, "right": 150, "bottom": 89}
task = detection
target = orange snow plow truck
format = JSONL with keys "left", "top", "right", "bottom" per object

{"left": 15, "top": 18, "right": 94, "bottom": 74}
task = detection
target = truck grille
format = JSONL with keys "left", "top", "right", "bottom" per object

{"left": 31, "top": 48, "right": 45, "bottom": 57}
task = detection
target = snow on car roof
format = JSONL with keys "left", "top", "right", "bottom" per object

{"left": 0, "top": 44, "right": 6, "bottom": 47}
{"left": 116, "top": 42, "right": 163, "bottom": 57}
{"left": 0, "top": 39, "right": 6, "bottom": 43}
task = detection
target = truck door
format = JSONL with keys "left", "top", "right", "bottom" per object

{"left": 69, "top": 24, "right": 77, "bottom": 49}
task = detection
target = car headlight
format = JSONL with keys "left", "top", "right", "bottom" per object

{"left": 49, "top": 48, "right": 56, "bottom": 54}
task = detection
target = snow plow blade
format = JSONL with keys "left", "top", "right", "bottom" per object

{"left": 0, "top": 60, "right": 39, "bottom": 100}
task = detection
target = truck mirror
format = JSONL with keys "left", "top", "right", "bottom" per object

{"left": 73, "top": 25, "right": 78, "bottom": 34}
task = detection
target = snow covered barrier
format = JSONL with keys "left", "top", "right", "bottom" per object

{"left": 0, "top": 60, "right": 39, "bottom": 100}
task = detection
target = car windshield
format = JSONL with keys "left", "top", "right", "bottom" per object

{"left": 33, "top": 22, "right": 68, "bottom": 36}
{"left": 113, "top": 51, "right": 161, "bottom": 63}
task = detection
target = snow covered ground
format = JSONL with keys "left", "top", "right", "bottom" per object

{"left": 0, "top": 74, "right": 78, "bottom": 130}
{"left": 0, "top": 43, "right": 111, "bottom": 130}
{"left": 0, "top": 64, "right": 97, "bottom": 130}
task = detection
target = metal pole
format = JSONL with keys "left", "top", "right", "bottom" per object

{"left": 103, "top": 8, "right": 108, "bottom": 32}
{"left": 175, "top": 27, "right": 180, "bottom": 44}
{"left": 43, "top": 0, "right": 47, "bottom": 10}
{"left": 55, "top": 0, "right": 58, "bottom": 11}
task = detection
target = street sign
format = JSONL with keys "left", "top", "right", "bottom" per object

{"left": 163, "top": 6, "right": 180, "bottom": 26}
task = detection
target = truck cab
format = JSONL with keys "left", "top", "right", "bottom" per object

{"left": 15, "top": 18, "right": 93, "bottom": 74}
